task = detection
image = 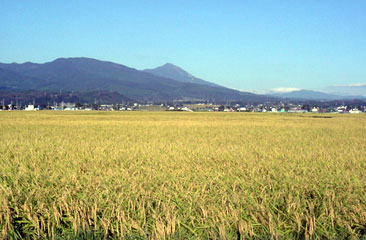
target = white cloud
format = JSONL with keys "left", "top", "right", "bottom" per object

{"left": 248, "top": 90, "right": 267, "bottom": 94}
{"left": 333, "top": 83, "right": 366, "bottom": 87}
{"left": 270, "top": 87, "right": 301, "bottom": 93}
{"left": 226, "top": 87, "right": 268, "bottom": 95}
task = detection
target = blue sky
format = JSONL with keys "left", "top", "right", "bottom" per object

{"left": 1, "top": 0, "right": 366, "bottom": 92}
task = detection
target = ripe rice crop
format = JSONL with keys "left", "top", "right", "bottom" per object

{"left": 0, "top": 111, "right": 365, "bottom": 239}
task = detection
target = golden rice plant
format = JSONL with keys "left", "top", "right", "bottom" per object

{"left": 0, "top": 111, "right": 365, "bottom": 239}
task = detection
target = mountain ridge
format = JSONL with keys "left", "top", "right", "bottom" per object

{"left": 0, "top": 57, "right": 272, "bottom": 103}
{"left": 269, "top": 89, "right": 365, "bottom": 100}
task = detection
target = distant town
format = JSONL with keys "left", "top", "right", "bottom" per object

{"left": 1, "top": 99, "right": 365, "bottom": 114}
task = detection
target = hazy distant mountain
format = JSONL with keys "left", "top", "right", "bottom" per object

{"left": 320, "top": 84, "right": 366, "bottom": 97}
{"left": 0, "top": 57, "right": 272, "bottom": 103}
{"left": 269, "top": 89, "right": 364, "bottom": 100}
{"left": 143, "top": 63, "right": 219, "bottom": 87}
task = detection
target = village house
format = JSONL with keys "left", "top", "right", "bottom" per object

{"left": 349, "top": 108, "right": 361, "bottom": 114}
{"left": 25, "top": 105, "right": 36, "bottom": 111}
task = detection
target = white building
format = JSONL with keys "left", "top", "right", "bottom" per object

{"left": 181, "top": 107, "right": 193, "bottom": 112}
{"left": 337, "top": 106, "right": 347, "bottom": 113}
{"left": 64, "top": 107, "right": 77, "bottom": 111}
{"left": 311, "top": 107, "right": 319, "bottom": 113}
{"left": 25, "top": 105, "right": 35, "bottom": 111}
{"left": 349, "top": 108, "right": 361, "bottom": 114}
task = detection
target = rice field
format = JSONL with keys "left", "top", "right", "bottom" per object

{"left": 0, "top": 111, "right": 365, "bottom": 239}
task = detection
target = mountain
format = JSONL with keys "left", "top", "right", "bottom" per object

{"left": 269, "top": 89, "right": 364, "bottom": 100}
{"left": 143, "top": 63, "right": 219, "bottom": 87}
{"left": 0, "top": 57, "right": 272, "bottom": 103}
{"left": 0, "top": 67, "right": 41, "bottom": 90}
{"left": 320, "top": 84, "right": 366, "bottom": 97}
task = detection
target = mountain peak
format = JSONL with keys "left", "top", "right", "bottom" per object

{"left": 162, "top": 63, "right": 177, "bottom": 67}
{"left": 158, "top": 63, "right": 184, "bottom": 71}
{"left": 144, "top": 63, "right": 219, "bottom": 87}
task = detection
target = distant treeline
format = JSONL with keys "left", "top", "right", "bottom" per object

{"left": 0, "top": 90, "right": 133, "bottom": 106}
